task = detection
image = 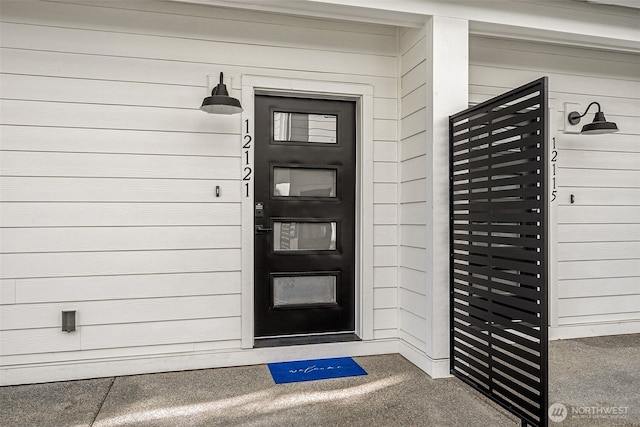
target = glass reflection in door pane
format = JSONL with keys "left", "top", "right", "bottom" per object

{"left": 274, "top": 112, "right": 337, "bottom": 144}
{"left": 273, "top": 221, "right": 336, "bottom": 251}
{"left": 273, "top": 167, "right": 336, "bottom": 197}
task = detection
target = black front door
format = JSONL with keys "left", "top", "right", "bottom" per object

{"left": 254, "top": 95, "right": 356, "bottom": 340}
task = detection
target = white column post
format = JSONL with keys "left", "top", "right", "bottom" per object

{"left": 424, "top": 16, "right": 468, "bottom": 377}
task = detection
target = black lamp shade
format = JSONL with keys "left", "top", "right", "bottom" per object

{"left": 581, "top": 111, "right": 619, "bottom": 135}
{"left": 568, "top": 102, "right": 619, "bottom": 135}
{"left": 200, "top": 72, "right": 243, "bottom": 115}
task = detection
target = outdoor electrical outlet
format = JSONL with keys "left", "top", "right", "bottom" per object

{"left": 564, "top": 102, "right": 582, "bottom": 134}
{"left": 62, "top": 310, "right": 76, "bottom": 332}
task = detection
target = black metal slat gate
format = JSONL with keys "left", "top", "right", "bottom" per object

{"left": 449, "top": 78, "right": 548, "bottom": 427}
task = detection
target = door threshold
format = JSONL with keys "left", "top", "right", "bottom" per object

{"left": 254, "top": 333, "right": 360, "bottom": 348}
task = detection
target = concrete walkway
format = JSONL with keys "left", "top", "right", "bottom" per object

{"left": 1, "top": 335, "right": 638, "bottom": 426}
{"left": 548, "top": 334, "right": 640, "bottom": 426}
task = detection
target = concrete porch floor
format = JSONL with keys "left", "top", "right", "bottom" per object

{"left": 1, "top": 334, "right": 638, "bottom": 426}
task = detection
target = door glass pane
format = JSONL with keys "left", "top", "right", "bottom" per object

{"left": 273, "top": 167, "right": 336, "bottom": 197}
{"left": 273, "top": 221, "right": 336, "bottom": 251}
{"left": 274, "top": 112, "right": 337, "bottom": 144}
{"left": 273, "top": 275, "right": 337, "bottom": 307}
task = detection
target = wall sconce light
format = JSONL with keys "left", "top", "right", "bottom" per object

{"left": 200, "top": 72, "right": 243, "bottom": 115}
{"left": 567, "top": 102, "right": 619, "bottom": 135}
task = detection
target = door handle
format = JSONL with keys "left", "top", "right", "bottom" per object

{"left": 255, "top": 225, "right": 273, "bottom": 234}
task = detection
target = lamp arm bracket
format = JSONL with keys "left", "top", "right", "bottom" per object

{"left": 568, "top": 101, "right": 601, "bottom": 125}
{"left": 578, "top": 101, "right": 601, "bottom": 118}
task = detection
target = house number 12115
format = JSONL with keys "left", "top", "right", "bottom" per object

{"left": 243, "top": 119, "right": 252, "bottom": 197}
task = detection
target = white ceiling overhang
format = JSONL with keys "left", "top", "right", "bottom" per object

{"left": 584, "top": 0, "right": 640, "bottom": 8}
{"left": 171, "top": 0, "right": 640, "bottom": 53}
{"left": 169, "top": 0, "right": 427, "bottom": 27}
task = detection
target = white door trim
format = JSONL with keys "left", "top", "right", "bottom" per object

{"left": 240, "top": 75, "right": 374, "bottom": 348}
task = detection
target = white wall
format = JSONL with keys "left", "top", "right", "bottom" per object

{"left": 0, "top": 0, "right": 399, "bottom": 384}
{"left": 398, "top": 25, "right": 429, "bottom": 360}
{"left": 469, "top": 35, "right": 640, "bottom": 339}
{"left": 398, "top": 18, "right": 467, "bottom": 378}
{"left": 2, "top": 0, "right": 636, "bottom": 387}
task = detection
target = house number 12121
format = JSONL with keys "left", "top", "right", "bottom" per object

{"left": 243, "top": 119, "right": 252, "bottom": 197}
{"left": 550, "top": 137, "right": 557, "bottom": 203}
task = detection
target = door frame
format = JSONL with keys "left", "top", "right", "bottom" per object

{"left": 240, "top": 75, "right": 375, "bottom": 348}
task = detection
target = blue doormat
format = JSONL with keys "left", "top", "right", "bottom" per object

{"left": 268, "top": 357, "right": 367, "bottom": 384}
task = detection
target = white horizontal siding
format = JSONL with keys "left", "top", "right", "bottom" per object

{"left": 1, "top": 317, "right": 241, "bottom": 356}
{"left": 374, "top": 141, "right": 398, "bottom": 162}
{"left": 1, "top": 151, "right": 241, "bottom": 179}
{"left": 0, "top": 48, "right": 399, "bottom": 99}
{"left": 0, "top": 178, "right": 241, "bottom": 203}
{"left": 0, "top": 126, "right": 241, "bottom": 157}
{"left": 0, "top": 0, "right": 399, "bottom": 378}
{"left": 374, "top": 162, "right": 398, "bottom": 183}
{"left": 400, "top": 202, "right": 427, "bottom": 225}
{"left": 373, "top": 225, "right": 398, "bottom": 247}
{"left": 2, "top": 73, "right": 204, "bottom": 109}
{"left": 558, "top": 242, "right": 640, "bottom": 261}
{"left": 374, "top": 246, "right": 398, "bottom": 267}
{"left": 374, "top": 267, "right": 397, "bottom": 287}
{"left": 561, "top": 168, "right": 640, "bottom": 188}
{"left": 1, "top": 249, "right": 241, "bottom": 278}
{"left": 558, "top": 224, "right": 640, "bottom": 242}
{"left": 0, "top": 0, "right": 397, "bottom": 56}
{"left": 374, "top": 204, "right": 398, "bottom": 225}
{"left": 398, "top": 26, "right": 428, "bottom": 355}
{"left": 1, "top": 99, "right": 240, "bottom": 134}
{"left": 1, "top": 23, "right": 396, "bottom": 77}
{"left": 0, "top": 340, "right": 242, "bottom": 368}
{"left": 0, "top": 226, "right": 240, "bottom": 252}
{"left": 11, "top": 272, "right": 240, "bottom": 304}
{"left": 1, "top": 295, "right": 241, "bottom": 330}
{"left": 0, "top": 279, "right": 16, "bottom": 304}
{"left": 1, "top": 203, "right": 241, "bottom": 227}
{"left": 470, "top": 35, "right": 640, "bottom": 335}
